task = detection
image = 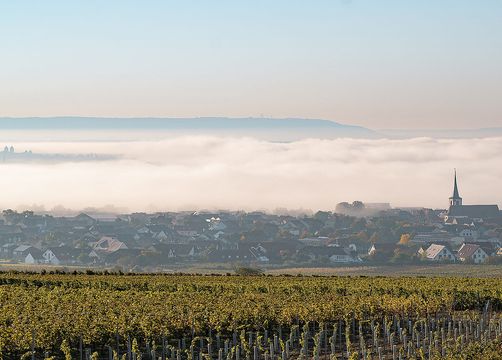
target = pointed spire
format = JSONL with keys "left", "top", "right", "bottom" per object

{"left": 449, "top": 169, "right": 462, "bottom": 207}
{"left": 452, "top": 169, "right": 460, "bottom": 198}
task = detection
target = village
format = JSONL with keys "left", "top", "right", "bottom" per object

{"left": 1, "top": 172, "right": 501, "bottom": 271}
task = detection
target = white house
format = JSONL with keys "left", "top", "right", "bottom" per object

{"left": 24, "top": 248, "right": 44, "bottom": 264}
{"left": 93, "top": 236, "right": 128, "bottom": 253}
{"left": 42, "top": 247, "right": 75, "bottom": 265}
{"left": 13, "top": 245, "right": 33, "bottom": 259}
{"left": 459, "top": 228, "right": 478, "bottom": 239}
{"left": 249, "top": 245, "right": 270, "bottom": 263}
{"left": 299, "top": 237, "right": 329, "bottom": 247}
{"left": 207, "top": 217, "right": 227, "bottom": 231}
{"left": 457, "top": 243, "right": 489, "bottom": 264}
{"left": 153, "top": 230, "right": 169, "bottom": 241}
{"left": 24, "top": 253, "right": 39, "bottom": 264}
{"left": 422, "top": 244, "right": 455, "bottom": 262}
{"left": 43, "top": 249, "right": 62, "bottom": 265}
{"left": 329, "top": 246, "right": 361, "bottom": 263}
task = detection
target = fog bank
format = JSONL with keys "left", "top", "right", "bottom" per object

{"left": 1, "top": 136, "right": 501, "bottom": 212}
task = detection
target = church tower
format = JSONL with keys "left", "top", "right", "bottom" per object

{"left": 449, "top": 170, "right": 462, "bottom": 207}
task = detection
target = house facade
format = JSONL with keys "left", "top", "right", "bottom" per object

{"left": 422, "top": 244, "right": 455, "bottom": 262}
{"left": 457, "top": 243, "right": 489, "bottom": 264}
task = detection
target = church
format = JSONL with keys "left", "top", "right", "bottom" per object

{"left": 444, "top": 171, "right": 500, "bottom": 224}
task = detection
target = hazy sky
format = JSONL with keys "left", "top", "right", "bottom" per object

{"left": 1, "top": 1, "right": 501, "bottom": 129}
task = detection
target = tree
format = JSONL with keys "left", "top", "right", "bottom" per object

{"left": 117, "top": 255, "right": 135, "bottom": 268}
{"left": 43, "top": 232, "right": 60, "bottom": 247}
{"left": 2, "top": 209, "right": 19, "bottom": 224}
{"left": 369, "top": 233, "right": 380, "bottom": 244}
{"left": 398, "top": 234, "right": 411, "bottom": 245}
{"left": 314, "top": 211, "right": 330, "bottom": 222}
{"left": 234, "top": 266, "right": 263, "bottom": 276}
{"left": 300, "top": 230, "right": 310, "bottom": 239}
{"left": 390, "top": 252, "right": 416, "bottom": 265}
{"left": 22, "top": 210, "right": 34, "bottom": 218}
{"left": 60, "top": 340, "right": 72, "bottom": 360}
{"left": 335, "top": 202, "right": 351, "bottom": 213}
{"left": 356, "top": 231, "right": 369, "bottom": 242}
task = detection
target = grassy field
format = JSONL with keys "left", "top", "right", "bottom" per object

{"left": 264, "top": 264, "right": 502, "bottom": 277}
{"left": 178, "top": 263, "right": 502, "bottom": 277}
{"left": 2, "top": 261, "right": 502, "bottom": 277}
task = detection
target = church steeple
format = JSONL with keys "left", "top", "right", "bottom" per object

{"left": 449, "top": 169, "right": 462, "bottom": 207}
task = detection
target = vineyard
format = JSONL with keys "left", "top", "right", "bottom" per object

{"left": 0, "top": 272, "right": 501, "bottom": 359}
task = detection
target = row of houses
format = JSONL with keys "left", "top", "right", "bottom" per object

{"left": 1, "top": 236, "right": 130, "bottom": 265}
{"left": 0, "top": 210, "right": 338, "bottom": 249}
{"left": 0, "top": 201, "right": 501, "bottom": 269}
{"left": 4, "top": 245, "right": 84, "bottom": 265}
{"left": 7, "top": 238, "right": 500, "bottom": 267}
{"left": 419, "top": 242, "right": 500, "bottom": 264}
{"left": 3, "top": 237, "right": 364, "bottom": 266}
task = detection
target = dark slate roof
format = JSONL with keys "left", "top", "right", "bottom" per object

{"left": 457, "top": 243, "right": 482, "bottom": 258}
{"left": 447, "top": 205, "right": 500, "bottom": 219}
{"left": 26, "top": 247, "right": 44, "bottom": 259}
{"left": 207, "top": 248, "right": 257, "bottom": 261}
{"left": 104, "top": 249, "right": 142, "bottom": 262}
{"left": 370, "top": 243, "right": 398, "bottom": 253}
{"left": 46, "top": 246, "right": 83, "bottom": 260}
{"left": 149, "top": 243, "right": 195, "bottom": 256}
{"left": 302, "top": 246, "right": 348, "bottom": 257}
{"left": 468, "top": 242, "right": 499, "bottom": 256}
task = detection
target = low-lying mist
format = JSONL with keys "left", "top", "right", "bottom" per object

{"left": 1, "top": 135, "right": 501, "bottom": 213}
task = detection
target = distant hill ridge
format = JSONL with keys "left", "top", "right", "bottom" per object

{"left": 2, "top": 118, "right": 501, "bottom": 139}
{"left": 0, "top": 116, "right": 372, "bottom": 131}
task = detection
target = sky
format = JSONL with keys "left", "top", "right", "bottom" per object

{"left": 1, "top": 0, "right": 501, "bottom": 129}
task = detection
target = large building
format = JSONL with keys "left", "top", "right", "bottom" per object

{"left": 444, "top": 170, "right": 500, "bottom": 224}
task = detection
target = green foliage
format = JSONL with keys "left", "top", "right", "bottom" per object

{"left": 239, "top": 330, "right": 251, "bottom": 358}
{"left": 440, "top": 339, "right": 502, "bottom": 360}
{"left": 60, "top": 340, "right": 71, "bottom": 360}
{"left": 0, "top": 273, "right": 501, "bottom": 357}
{"left": 234, "top": 267, "right": 264, "bottom": 276}
{"left": 132, "top": 338, "right": 142, "bottom": 360}
{"left": 20, "top": 352, "right": 33, "bottom": 360}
